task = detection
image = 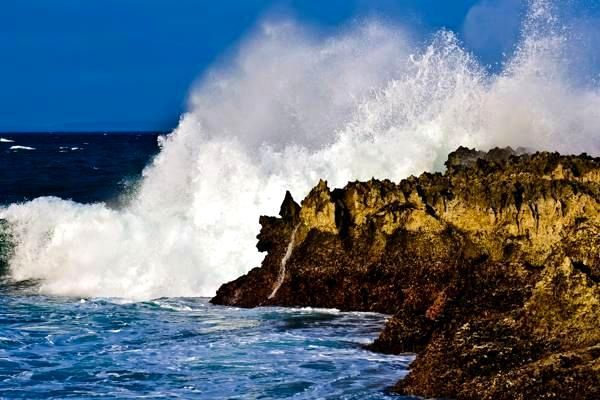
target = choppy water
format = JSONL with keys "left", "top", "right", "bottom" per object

{"left": 0, "top": 286, "right": 412, "bottom": 399}
{"left": 0, "top": 133, "right": 159, "bottom": 205}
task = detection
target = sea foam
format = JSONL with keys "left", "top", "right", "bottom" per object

{"left": 1, "top": 0, "right": 599, "bottom": 300}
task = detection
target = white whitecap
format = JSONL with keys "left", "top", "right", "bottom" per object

{"left": 9, "top": 146, "right": 35, "bottom": 151}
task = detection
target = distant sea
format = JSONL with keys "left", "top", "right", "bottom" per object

{"left": 0, "top": 133, "right": 161, "bottom": 205}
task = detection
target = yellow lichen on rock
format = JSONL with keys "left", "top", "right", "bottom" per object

{"left": 526, "top": 254, "right": 600, "bottom": 347}
{"left": 297, "top": 180, "right": 338, "bottom": 244}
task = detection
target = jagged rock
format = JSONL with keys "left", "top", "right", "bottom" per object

{"left": 296, "top": 179, "right": 338, "bottom": 244}
{"left": 212, "top": 148, "right": 600, "bottom": 399}
{"left": 279, "top": 190, "right": 301, "bottom": 223}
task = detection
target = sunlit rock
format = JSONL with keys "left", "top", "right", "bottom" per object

{"left": 213, "top": 147, "right": 600, "bottom": 399}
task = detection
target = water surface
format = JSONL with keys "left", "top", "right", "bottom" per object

{"left": 0, "top": 288, "right": 413, "bottom": 399}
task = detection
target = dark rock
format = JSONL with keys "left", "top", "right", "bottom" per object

{"left": 212, "top": 148, "right": 600, "bottom": 399}
{"left": 279, "top": 191, "right": 300, "bottom": 223}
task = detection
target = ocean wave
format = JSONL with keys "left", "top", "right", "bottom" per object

{"left": 0, "top": 220, "right": 11, "bottom": 276}
{"left": 0, "top": 138, "right": 14, "bottom": 143}
{"left": 1, "top": 0, "right": 599, "bottom": 300}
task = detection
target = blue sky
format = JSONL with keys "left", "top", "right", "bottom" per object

{"left": 0, "top": 0, "right": 555, "bottom": 132}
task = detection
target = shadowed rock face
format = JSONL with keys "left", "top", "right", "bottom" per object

{"left": 212, "top": 147, "right": 600, "bottom": 400}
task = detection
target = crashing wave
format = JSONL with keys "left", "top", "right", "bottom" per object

{"left": 0, "top": 0, "right": 599, "bottom": 300}
{"left": 9, "top": 146, "right": 36, "bottom": 151}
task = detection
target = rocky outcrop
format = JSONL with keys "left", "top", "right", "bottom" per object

{"left": 212, "top": 147, "right": 600, "bottom": 399}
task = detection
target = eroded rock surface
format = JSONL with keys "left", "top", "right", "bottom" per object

{"left": 212, "top": 147, "right": 600, "bottom": 399}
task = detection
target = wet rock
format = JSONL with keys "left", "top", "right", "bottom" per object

{"left": 212, "top": 148, "right": 600, "bottom": 399}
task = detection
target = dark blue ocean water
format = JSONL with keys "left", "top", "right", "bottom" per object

{"left": 0, "top": 133, "right": 160, "bottom": 205}
{"left": 0, "top": 134, "right": 413, "bottom": 399}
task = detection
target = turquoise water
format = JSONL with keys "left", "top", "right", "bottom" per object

{"left": 0, "top": 286, "right": 413, "bottom": 399}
